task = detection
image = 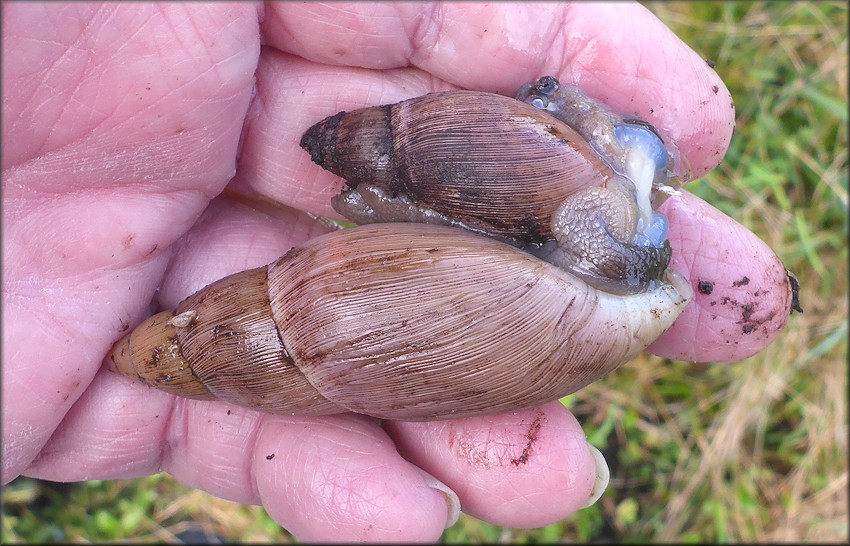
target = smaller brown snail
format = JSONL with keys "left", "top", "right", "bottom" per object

{"left": 106, "top": 77, "right": 694, "bottom": 420}
{"left": 300, "top": 75, "right": 689, "bottom": 294}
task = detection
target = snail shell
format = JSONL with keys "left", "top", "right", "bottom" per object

{"left": 107, "top": 223, "right": 692, "bottom": 421}
{"left": 300, "top": 90, "right": 613, "bottom": 245}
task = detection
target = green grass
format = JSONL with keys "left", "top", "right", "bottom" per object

{"left": 3, "top": 2, "right": 847, "bottom": 543}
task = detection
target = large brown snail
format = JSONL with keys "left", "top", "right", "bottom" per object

{"left": 106, "top": 76, "right": 694, "bottom": 421}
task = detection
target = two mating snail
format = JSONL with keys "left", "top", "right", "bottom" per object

{"left": 106, "top": 77, "right": 694, "bottom": 421}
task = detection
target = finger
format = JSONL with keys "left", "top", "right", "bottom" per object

{"left": 385, "top": 401, "right": 607, "bottom": 529}
{"left": 260, "top": 1, "right": 733, "bottom": 178}
{"left": 648, "top": 191, "right": 794, "bottom": 362}
{"left": 22, "top": 368, "right": 176, "bottom": 482}
{"left": 25, "top": 370, "right": 455, "bottom": 542}
{"left": 1, "top": 185, "right": 193, "bottom": 484}
{"left": 1, "top": 238, "right": 170, "bottom": 484}
{"left": 154, "top": 194, "right": 332, "bottom": 307}
{"left": 253, "top": 415, "right": 453, "bottom": 541}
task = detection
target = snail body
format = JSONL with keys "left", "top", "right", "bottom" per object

{"left": 106, "top": 77, "right": 694, "bottom": 420}
{"left": 108, "top": 223, "right": 691, "bottom": 421}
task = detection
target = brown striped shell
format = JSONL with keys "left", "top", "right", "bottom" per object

{"left": 107, "top": 223, "right": 691, "bottom": 421}
{"left": 300, "top": 91, "right": 616, "bottom": 245}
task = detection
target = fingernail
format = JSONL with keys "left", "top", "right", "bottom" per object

{"left": 415, "top": 468, "right": 461, "bottom": 529}
{"left": 580, "top": 445, "right": 610, "bottom": 509}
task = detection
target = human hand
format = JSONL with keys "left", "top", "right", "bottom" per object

{"left": 3, "top": 2, "right": 793, "bottom": 541}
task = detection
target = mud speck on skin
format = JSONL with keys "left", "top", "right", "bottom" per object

{"left": 698, "top": 280, "right": 714, "bottom": 295}
{"left": 510, "top": 413, "right": 544, "bottom": 466}
{"left": 733, "top": 276, "right": 750, "bottom": 287}
{"left": 787, "top": 270, "right": 804, "bottom": 313}
{"left": 741, "top": 303, "right": 755, "bottom": 322}
{"left": 737, "top": 299, "right": 777, "bottom": 336}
